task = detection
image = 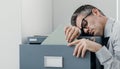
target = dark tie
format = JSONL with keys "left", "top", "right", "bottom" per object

{"left": 102, "top": 37, "right": 110, "bottom": 48}
{"left": 100, "top": 37, "right": 110, "bottom": 69}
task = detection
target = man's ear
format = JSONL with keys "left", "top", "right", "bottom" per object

{"left": 92, "top": 8, "right": 101, "bottom": 16}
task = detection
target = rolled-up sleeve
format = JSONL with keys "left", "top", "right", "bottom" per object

{"left": 96, "top": 46, "right": 112, "bottom": 64}
{"left": 96, "top": 46, "right": 120, "bottom": 69}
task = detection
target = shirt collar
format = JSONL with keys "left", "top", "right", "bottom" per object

{"left": 104, "top": 18, "right": 115, "bottom": 37}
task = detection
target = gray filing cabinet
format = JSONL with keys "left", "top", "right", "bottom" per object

{"left": 20, "top": 45, "right": 91, "bottom": 69}
{"left": 20, "top": 36, "right": 102, "bottom": 69}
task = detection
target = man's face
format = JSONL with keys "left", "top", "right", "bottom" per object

{"left": 76, "top": 12, "right": 104, "bottom": 36}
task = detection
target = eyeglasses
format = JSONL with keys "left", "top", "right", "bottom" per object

{"left": 81, "top": 12, "right": 92, "bottom": 30}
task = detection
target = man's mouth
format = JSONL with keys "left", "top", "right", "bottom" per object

{"left": 89, "top": 31, "right": 94, "bottom": 35}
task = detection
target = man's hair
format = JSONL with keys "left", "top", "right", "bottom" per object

{"left": 71, "top": 4, "right": 105, "bottom": 26}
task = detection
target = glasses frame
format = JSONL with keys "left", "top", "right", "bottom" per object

{"left": 81, "top": 12, "right": 92, "bottom": 30}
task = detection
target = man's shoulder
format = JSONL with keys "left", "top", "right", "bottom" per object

{"left": 112, "top": 19, "right": 120, "bottom": 37}
{"left": 114, "top": 19, "right": 120, "bottom": 28}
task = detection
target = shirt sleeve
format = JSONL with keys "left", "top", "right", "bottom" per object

{"left": 96, "top": 46, "right": 120, "bottom": 69}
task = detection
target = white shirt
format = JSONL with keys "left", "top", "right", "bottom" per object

{"left": 96, "top": 18, "right": 120, "bottom": 69}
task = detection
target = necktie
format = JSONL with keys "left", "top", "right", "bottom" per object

{"left": 102, "top": 37, "right": 110, "bottom": 48}
{"left": 100, "top": 37, "right": 110, "bottom": 69}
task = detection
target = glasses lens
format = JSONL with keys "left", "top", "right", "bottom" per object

{"left": 81, "top": 19, "right": 88, "bottom": 28}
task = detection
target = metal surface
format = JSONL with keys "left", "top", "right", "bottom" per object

{"left": 20, "top": 45, "right": 91, "bottom": 69}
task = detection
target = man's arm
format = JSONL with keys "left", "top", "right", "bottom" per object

{"left": 96, "top": 24, "right": 120, "bottom": 69}
{"left": 96, "top": 46, "right": 120, "bottom": 69}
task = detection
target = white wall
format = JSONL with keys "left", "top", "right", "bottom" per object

{"left": 22, "top": 0, "right": 53, "bottom": 43}
{"left": 0, "top": 0, "right": 21, "bottom": 69}
{"left": 118, "top": 0, "right": 120, "bottom": 21}
{"left": 53, "top": 0, "right": 117, "bottom": 30}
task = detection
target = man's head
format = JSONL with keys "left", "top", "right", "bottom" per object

{"left": 71, "top": 4, "right": 107, "bottom": 36}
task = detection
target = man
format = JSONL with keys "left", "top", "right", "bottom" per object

{"left": 64, "top": 4, "right": 120, "bottom": 69}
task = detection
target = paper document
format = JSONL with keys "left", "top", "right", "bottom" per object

{"left": 42, "top": 24, "right": 68, "bottom": 45}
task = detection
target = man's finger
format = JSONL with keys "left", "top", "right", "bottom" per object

{"left": 66, "top": 27, "right": 72, "bottom": 40}
{"left": 76, "top": 44, "right": 83, "bottom": 58}
{"left": 73, "top": 45, "right": 79, "bottom": 56}
{"left": 64, "top": 26, "right": 70, "bottom": 35}
{"left": 81, "top": 47, "right": 87, "bottom": 58}
{"left": 69, "top": 30, "right": 79, "bottom": 42}
{"left": 67, "top": 27, "right": 75, "bottom": 42}
{"left": 68, "top": 40, "right": 80, "bottom": 46}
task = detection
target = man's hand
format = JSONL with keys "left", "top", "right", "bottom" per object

{"left": 68, "top": 39, "right": 102, "bottom": 58}
{"left": 64, "top": 26, "right": 80, "bottom": 43}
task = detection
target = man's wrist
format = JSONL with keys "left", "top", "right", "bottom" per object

{"left": 95, "top": 44, "right": 102, "bottom": 52}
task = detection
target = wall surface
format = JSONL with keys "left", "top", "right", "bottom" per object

{"left": 53, "top": 0, "right": 117, "bottom": 30}
{"left": 22, "top": 0, "right": 53, "bottom": 43}
{"left": 0, "top": 0, "right": 21, "bottom": 69}
{"left": 118, "top": 0, "right": 120, "bottom": 21}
